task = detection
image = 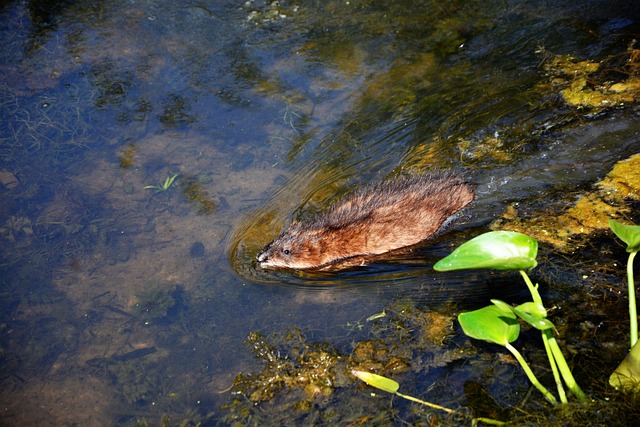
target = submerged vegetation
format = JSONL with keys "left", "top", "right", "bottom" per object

{"left": 133, "top": 286, "right": 176, "bottom": 321}
{"left": 223, "top": 310, "right": 472, "bottom": 425}
{"left": 144, "top": 174, "right": 179, "bottom": 193}
{"left": 540, "top": 43, "right": 640, "bottom": 110}
{"left": 493, "top": 153, "right": 640, "bottom": 251}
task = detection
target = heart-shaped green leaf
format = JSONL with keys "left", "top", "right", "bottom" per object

{"left": 458, "top": 304, "right": 520, "bottom": 346}
{"left": 609, "top": 219, "right": 640, "bottom": 253}
{"left": 434, "top": 231, "right": 538, "bottom": 271}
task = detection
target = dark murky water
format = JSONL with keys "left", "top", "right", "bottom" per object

{"left": 1, "top": 0, "right": 640, "bottom": 425}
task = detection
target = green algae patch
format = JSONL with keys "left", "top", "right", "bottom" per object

{"left": 493, "top": 154, "right": 640, "bottom": 251}
{"left": 132, "top": 286, "right": 176, "bottom": 321}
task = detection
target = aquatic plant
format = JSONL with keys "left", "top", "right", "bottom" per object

{"left": 351, "top": 370, "right": 504, "bottom": 425}
{"left": 178, "top": 177, "right": 216, "bottom": 214}
{"left": 434, "top": 231, "right": 587, "bottom": 404}
{"left": 608, "top": 219, "right": 640, "bottom": 391}
{"left": 133, "top": 287, "right": 175, "bottom": 320}
{"left": 351, "top": 370, "right": 455, "bottom": 413}
{"left": 608, "top": 220, "right": 640, "bottom": 347}
{"left": 144, "top": 174, "right": 178, "bottom": 193}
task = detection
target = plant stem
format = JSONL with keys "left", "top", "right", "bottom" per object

{"left": 394, "top": 391, "right": 455, "bottom": 413}
{"left": 545, "top": 331, "right": 587, "bottom": 401}
{"left": 628, "top": 251, "right": 638, "bottom": 349}
{"left": 395, "top": 391, "right": 507, "bottom": 425}
{"left": 520, "top": 270, "right": 587, "bottom": 402}
{"left": 504, "top": 342, "right": 558, "bottom": 405}
{"left": 541, "top": 330, "right": 567, "bottom": 403}
{"left": 519, "top": 270, "right": 542, "bottom": 305}
{"left": 472, "top": 418, "right": 507, "bottom": 426}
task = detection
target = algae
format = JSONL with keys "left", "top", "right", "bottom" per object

{"left": 541, "top": 44, "right": 640, "bottom": 110}
{"left": 132, "top": 286, "right": 176, "bottom": 321}
{"left": 178, "top": 177, "right": 216, "bottom": 215}
{"left": 493, "top": 153, "right": 640, "bottom": 251}
{"left": 223, "top": 304, "right": 467, "bottom": 425}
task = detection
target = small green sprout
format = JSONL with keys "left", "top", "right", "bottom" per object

{"left": 351, "top": 370, "right": 505, "bottom": 425}
{"left": 144, "top": 174, "right": 178, "bottom": 193}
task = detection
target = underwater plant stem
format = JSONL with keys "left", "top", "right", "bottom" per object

{"left": 520, "top": 270, "right": 587, "bottom": 402}
{"left": 396, "top": 391, "right": 508, "bottom": 425}
{"left": 504, "top": 342, "right": 558, "bottom": 405}
{"left": 520, "top": 269, "right": 567, "bottom": 402}
{"left": 545, "top": 332, "right": 587, "bottom": 401}
{"left": 628, "top": 251, "right": 638, "bottom": 348}
{"left": 541, "top": 330, "right": 567, "bottom": 404}
{"left": 394, "top": 391, "right": 455, "bottom": 414}
{"left": 472, "top": 418, "right": 507, "bottom": 426}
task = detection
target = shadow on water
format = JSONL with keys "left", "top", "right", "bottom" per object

{"left": 2, "top": 0, "right": 640, "bottom": 425}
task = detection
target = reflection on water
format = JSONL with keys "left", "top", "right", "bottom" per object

{"left": 1, "top": 0, "right": 640, "bottom": 424}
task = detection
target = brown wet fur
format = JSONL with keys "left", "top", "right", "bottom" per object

{"left": 257, "top": 173, "right": 475, "bottom": 271}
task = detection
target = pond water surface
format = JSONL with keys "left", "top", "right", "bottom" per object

{"left": 2, "top": 0, "right": 640, "bottom": 425}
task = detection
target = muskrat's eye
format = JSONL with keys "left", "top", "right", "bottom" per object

{"left": 283, "top": 249, "right": 290, "bottom": 255}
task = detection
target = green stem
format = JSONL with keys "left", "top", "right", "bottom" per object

{"left": 520, "top": 269, "right": 566, "bottom": 401}
{"left": 541, "top": 330, "right": 567, "bottom": 403}
{"left": 395, "top": 391, "right": 507, "bottom": 425}
{"left": 628, "top": 251, "right": 638, "bottom": 349}
{"left": 520, "top": 270, "right": 587, "bottom": 402}
{"left": 472, "top": 418, "right": 507, "bottom": 426}
{"left": 519, "top": 270, "right": 542, "bottom": 305}
{"left": 545, "top": 332, "right": 587, "bottom": 401}
{"left": 395, "top": 391, "right": 455, "bottom": 413}
{"left": 504, "top": 342, "right": 558, "bottom": 405}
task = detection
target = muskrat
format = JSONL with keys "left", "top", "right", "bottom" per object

{"left": 256, "top": 173, "right": 475, "bottom": 271}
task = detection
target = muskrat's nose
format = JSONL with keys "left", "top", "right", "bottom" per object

{"left": 256, "top": 251, "right": 268, "bottom": 263}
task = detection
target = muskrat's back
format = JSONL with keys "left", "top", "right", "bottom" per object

{"left": 257, "top": 173, "right": 475, "bottom": 270}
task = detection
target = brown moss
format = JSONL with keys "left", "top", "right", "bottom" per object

{"left": 420, "top": 311, "right": 455, "bottom": 345}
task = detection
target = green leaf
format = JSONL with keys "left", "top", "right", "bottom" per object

{"left": 351, "top": 370, "right": 400, "bottom": 393}
{"left": 609, "top": 219, "right": 640, "bottom": 253}
{"left": 458, "top": 304, "right": 520, "bottom": 346}
{"left": 490, "top": 299, "right": 516, "bottom": 314}
{"left": 434, "top": 231, "right": 538, "bottom": 271}
{"left": 164, "top": 174, "right": 178, "bottom": 189}
{"left": 512, "top": 301, "right": 555, "bottom": 331}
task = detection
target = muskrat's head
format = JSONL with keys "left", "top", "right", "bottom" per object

{"left": 256, "top": 223, "right": 330, "bottom": 270}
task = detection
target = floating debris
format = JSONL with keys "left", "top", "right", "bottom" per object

{"left": 0, "top": 170, "right": 19, "bottom": 189}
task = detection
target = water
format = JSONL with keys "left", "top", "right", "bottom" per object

{"left": 1, "top": 0, "right": 640, "bottom": 425}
